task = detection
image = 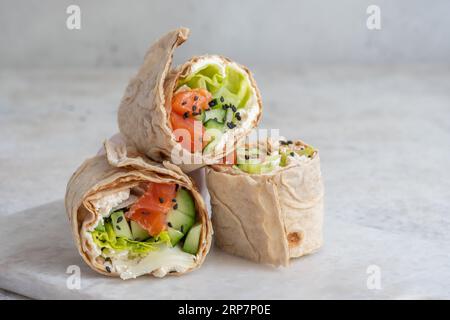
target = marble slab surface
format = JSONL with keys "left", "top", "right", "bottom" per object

{"left": 0, "top": 199, "right": 448, "bottom": 300}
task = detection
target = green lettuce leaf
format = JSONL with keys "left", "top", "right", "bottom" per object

{"left": 177, "top": 64, "right": 252, "bottom": 109}
{"left": 91, "top": 221, "right": 172, "bottom": 256}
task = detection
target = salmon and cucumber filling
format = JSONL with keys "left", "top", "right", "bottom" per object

{"left": 170, "top": 56, "right": 260, "bottom": 155}
{"left": 226, "top": 140, "right": 317, "bottom": 174}
{"left": 85, "top": 182, "right": 203, "bottom": 279}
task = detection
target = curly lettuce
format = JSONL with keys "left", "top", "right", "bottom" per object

{"left": 91, "top": 221, "right": 171, "bottom": 256}
{"left": 177, "top": 63, "right": 252, "bottom": 109}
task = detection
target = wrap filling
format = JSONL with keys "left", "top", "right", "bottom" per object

{"left": 84, "top": 182, "right": 203, "bottom": 279}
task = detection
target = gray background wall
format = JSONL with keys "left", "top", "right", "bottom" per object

{"left": 1, "top": 0, "right": 449, "bottom": 69}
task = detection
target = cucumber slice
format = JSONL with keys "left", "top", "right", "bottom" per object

{"left": 194, "top": 110, "right": 205, "bottom": 123}
{"left": 204, "top": 119, "right": 225, "bottom": 131}
{"left": 183, "top": 223, "right": 202, "bottom": 254}
{"left": 110, "top": 211, "right": 133, "bottom": 240}
{"left": 237, "top": 152, "right": 281, "bottom": 174}
{"left": 280, "top": 152, "right": 288, "bottom": 167}
{"left": 204, "top": 108, "right": 226, "bottom": 123}
{"left": 168, "top": 227, "right": 184, "bottom": 246}
{"left": 130, "top": 220, "right": 150, "bottom": 241}
{"left": 167, "top": 209, "right": 195, "bottom": 234}
{"left": 203, "top": 119, "right": 224, "bottom": 154}
{"left": 174, "top": 188, "right": 195, "bottom": 218}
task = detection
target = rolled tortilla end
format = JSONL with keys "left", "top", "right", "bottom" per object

{"left": 65, "top": 140, "right": 212, "bottom": 279}
{"left": 118, "top": 27, "right": 262, "bottom": 172}
{"left": 205, "top": 139, "right": 324, "bottom": 266}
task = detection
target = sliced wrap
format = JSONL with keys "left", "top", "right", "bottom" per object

{"left": 206, "top": 139, "right": 323, "bottom": 266}
{"left": 65, "top": 140, "right": 212, "bottom": 279}
{"left": 118, "top": 27, "right": 262, "bottom": 172}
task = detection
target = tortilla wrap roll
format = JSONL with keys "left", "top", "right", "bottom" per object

{"left": 65, "top": 140, "right": 212, "bottom": 279}
{"left": 206, "top": 139, "right": 323, "bottom": 266}
{"left": 118, "top": 27, "right": 262, "bottom": 172}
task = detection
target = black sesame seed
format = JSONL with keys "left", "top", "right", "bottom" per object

{"left": 235, "top": 112, "right": 241, "bottom": 121}
{"left": 183, "top": 112, "right": 189, "bottom": 119}
{"left": 208, "top": 99, "right": 217, "bottom": 107}
{"left": 290, "top": 152, "right": 295, "bottom": 157}
{"left": 231, "top": 105, "right": 237, "bottom": 112}
{"left": 180, "top": 225, "right": 184, "bottom": 233}
{"left": 287, "top": 140, "right": 293, "bottom": 144}
{"left": 244, "top": 155, "right": 250, "bottom": 160}
{"left": 168, "top": 222, "right": 173, "bottom": 228}
{"left": 181, "top": 101, "right": 187, "bottom": 105}
{"left": 280, "top": 140, "right": 288, "bottom": 146}
{"left": 192, "top": 105, "right": 197, "bottom": 111}
{"left": 116, "top": 225, "right": 121, "bottom": 230}
{"left": 172, "top": 198, "right": 177, "bottom": 202}
{"left": 222, "top": 104, "right": 229, "bottom": 110}
{"left": 220, "top": 96, "right": 225, "bottom": 103}
{"left": 227, "top": 122, "right": 236, "bottom": 129}
{"left": 159, "top": 197, "right": 164, "bottom": 203}
{"left": 194, "top": 96, "right": 199, "bottom": 101}
{"left": 173, "top": 203, "right": 178, "bottom": 210}
{"left": 106, "top": 266, "right": 111, "bottom": 273}
{"left": 116, "top": 216, "right": 123, "bottom": 223}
